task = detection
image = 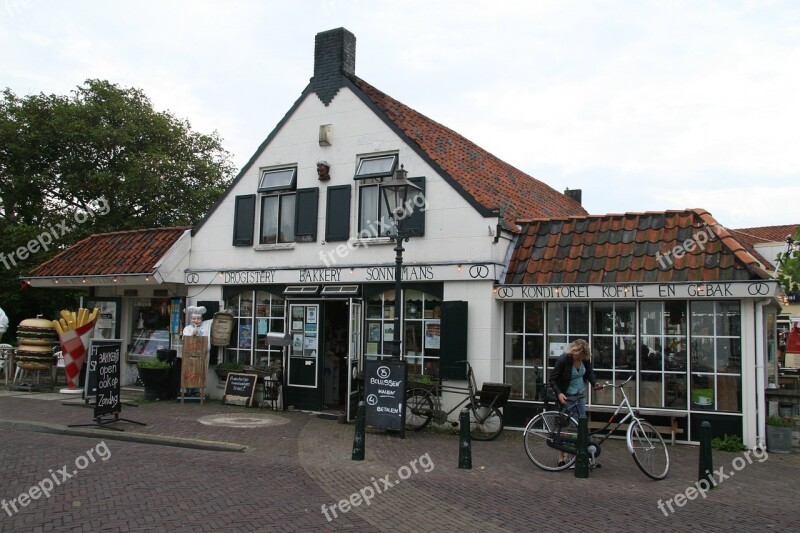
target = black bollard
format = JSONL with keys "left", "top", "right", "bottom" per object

{"left": 575, "top": 414, "right": 589, "bottom": 478}
{"left": 458, "top": 407, "right": 472, "bottom": 469}
{"left": 352, "top": 400, "right": 366, "bottom": 461}
{"left": 698, "top": 421, "right": 714, "bottom": 488}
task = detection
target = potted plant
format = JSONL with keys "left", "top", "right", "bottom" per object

{"left": 214, "top": 361, "right": 244, "bottom": 381}
{"left": 767, "top": 415, "right": 794, "bottom": 453}
{"left": 137, "top": 358, "right": 171, "bottom": 401}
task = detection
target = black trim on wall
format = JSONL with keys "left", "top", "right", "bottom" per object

{"left": 295, "top": 187, "right": 319, "bottom": 241}
{"left": 232, "top": 195, "right": 256, "bottom": 246}
{"left": 326, "top": 185, "right": 352, "bottom": 242}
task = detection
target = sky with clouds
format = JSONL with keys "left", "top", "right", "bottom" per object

{"left": 3, "top": 0, "right": 798, "bottom": 229}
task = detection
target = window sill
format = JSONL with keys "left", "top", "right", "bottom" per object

{"left": 254, "top": 243, "right": 296, "bottom": 251}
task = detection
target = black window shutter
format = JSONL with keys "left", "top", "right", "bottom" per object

{"left": 232, "top": 195, "right": 255, "bottom": 246}
{"left": 403, "top": 177, "right": 426, "bottom": 236}
{"left": 294, "top": 187, "right": 319, "bottom": 241}
{"left": 439, "top": 300, "right": 468, "bottom": 380}
{"left": 325, "top": 185, "right": 351, "bottom": 242}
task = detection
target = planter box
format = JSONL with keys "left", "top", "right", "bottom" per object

{"left": 767, "top": 425, "right": 793, "bottom": 454}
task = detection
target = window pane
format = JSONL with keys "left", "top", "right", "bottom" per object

{"left": 525, "top": 302, "right": 544, "bottom": 333}
{"left": 716, "top": 302, "right": 741, "bottom": 337}
{"left": 279, "top": 194, "right": 295, "bottom": 242}
{"left": 356, "top": 155, "right": 395, "bottom": 176}
{"left": 259, "top": 168, "right": 296, "bottom": 191}
{"left": 260, "top": 196, "right": 278, "bottom": 244}
{"left": 359, "top": 185, "right": 379, "bottom": 236}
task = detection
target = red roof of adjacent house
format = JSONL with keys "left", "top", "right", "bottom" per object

{"left": 505, "top": 209, "right": 770, "bottom": 284}
{"left": 27, "top": 227, "right": 190, "bottom": 277}
{"left": 349, "top": 77, "right": 587, "bottom": 231}
{"left": 728, "top": 224, "right": 799, "bottom": 270}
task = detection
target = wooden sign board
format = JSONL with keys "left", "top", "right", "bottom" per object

{"left": 364, "top": 360, "right": 407, "bottom": 435}
{"left": 181, "top": 336, "right": 209, "bottom": 388}
{"left": 224, "top": 373, "right": 258, "bottom": 407}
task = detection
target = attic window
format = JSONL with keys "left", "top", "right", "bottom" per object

{"left": 354, "top": 154, "right": 397, "bottom": 180}
{"left": 258, "top": 167, "right": 297, "bottom": 192}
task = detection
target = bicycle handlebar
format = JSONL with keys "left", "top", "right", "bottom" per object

{"left": 599, "top": 373, "right": 634, "bottom": 389}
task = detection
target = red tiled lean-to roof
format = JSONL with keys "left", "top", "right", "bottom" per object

{"left": 728, "top": 224, "right": 799, "bottom": 270}
{"left": 505, "top": 209, "right": 770, "bottom": 285}
{"left": 27, "top": 227, "right": 190, "bottom": 277}
{"left": 349, "top": 77, "right": 587, "bottom": 231}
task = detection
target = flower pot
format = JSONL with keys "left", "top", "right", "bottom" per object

{"left": 767, "top": 425, "right": 793, "bottom": 454}
{"left": 137, "top": 366, "right": 169, "bottom": 401}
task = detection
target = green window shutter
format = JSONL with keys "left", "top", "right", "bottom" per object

{"left": 326, "top": 185, "right": 351, "bottom": 242}
{"left": 232, "top": 195, "right": 255, "bottom": 246}
{"left": 294, "top": 187, "right": 319, "bottom": 241}
{"left": 439, "top": 300, "right": 468, "bottom": 380}
{"left": 403, "top": 177, "right": 426, "bottom": 237}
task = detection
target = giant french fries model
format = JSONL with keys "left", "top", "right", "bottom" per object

{"left": 51, "top": 308, "right": 98, "bottom": 390}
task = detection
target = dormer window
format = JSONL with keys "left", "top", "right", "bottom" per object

{"left": 258, "top": 167, "right": 297, "bottom": 192}
{"left": 354, "top": 154, "right": 397, "bottom": 180}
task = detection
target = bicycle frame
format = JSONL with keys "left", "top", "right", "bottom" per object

{"left": 428, "top": 364, "right": 482, "bottom": 423}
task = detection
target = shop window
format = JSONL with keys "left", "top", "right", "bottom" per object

{"left": 504, "top": 302, "right": 545, "bottom": 400}
{"left": 639, "top": 301, "right": 688, "bottom": 409}
{"left": 403, "top": 290, "right": 441, "bottom": 377}
{"left": 546, "top": 302, "right": 589, "bottom": 372}
{"left": 364, "top": 289, "right": 441, "bottom": 375}
{"left": 591, "top": 302, "right": 636, "bottom": 406}
{"left": 225, "top": 290, "right": 285, "bottom": 367}
{"left": 690, "top": 301, "right": 741, "bottom": 412}
{"left": 357, "top": 177, "right": 426, "bottom": 238}
{"left": 129, "top": 298, "right": 173, "bottom": 360}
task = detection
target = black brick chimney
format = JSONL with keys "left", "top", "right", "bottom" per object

{"left": 313, "top": 28, "right": 356, "bottom": 106}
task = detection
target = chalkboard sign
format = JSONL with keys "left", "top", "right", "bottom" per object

{"left": 93, "top": 341, "right": 122, "bottom": 418}
{"left": 223, "top": 373, "right": 257, "bottom": 407}
{"left": 364, "top": 360, "right": 407, "bottom": 434}
{"left": 84, "top": 339, "right": 123, "bottom": 401}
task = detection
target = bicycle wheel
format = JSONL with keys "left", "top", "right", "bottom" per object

{"left": 404, "top": 389, "right": 433, "bottom": 431}
{"left": 523, "top": 411, "right": 578, "bottom": 471}
{"left": 469, "top": 405, "right": 503, "bottom": 440}
{"left": 627, "top": 420, "right": 670, "bottom": 480}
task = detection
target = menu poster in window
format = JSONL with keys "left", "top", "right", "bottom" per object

{"left": 383, "top": 323, "right": 395, "bottom": 342}
{"left": 368, "top": 323, "right": 381, "bottom": 342}
{"left": 87, "top": 299, "right": 120, "bottom": 340}
{"left": 292, "top": 334, "right": 303, "bottom": 352}
{"left": 257, "top": 318, "right": 269, "bottom": 335}
{"left": 424, "top": 323, "right": 440, "bottom": 349}
{"left": 239, "top": 324, "right": 252, "bottom": 348}
{"left": 306, "top": 306, "right": 317, "bottom": 324}
{"left": 549, "top": 342, "right": 569, "bottom": 359}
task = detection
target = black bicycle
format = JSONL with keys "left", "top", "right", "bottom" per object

{"left": 523, "top": 375, "right": 669, "bottom": 480}
{"left": 404, "top": 361, "right": 504, "bottom": 440}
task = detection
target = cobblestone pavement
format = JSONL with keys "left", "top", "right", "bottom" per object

{"left": 1, "top": 390, "right": 799, "bottom": 532}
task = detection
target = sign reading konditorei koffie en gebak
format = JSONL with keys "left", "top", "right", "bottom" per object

{"left": 364, "top": 360, "right": 406, "bottom": 434}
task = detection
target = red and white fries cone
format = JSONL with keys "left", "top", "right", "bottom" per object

{"left": 58, "top": 318, "right": 97, "bottom": 391}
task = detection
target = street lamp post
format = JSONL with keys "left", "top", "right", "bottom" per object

{"left": 381, "top": 165, "right": 422, "bottom": 363}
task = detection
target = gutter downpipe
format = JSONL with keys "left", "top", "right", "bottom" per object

{"left": 755, "top": 297, "right": 772, "bottom": 449}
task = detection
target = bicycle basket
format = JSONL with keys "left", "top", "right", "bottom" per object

{"left": 478, "top": 382, "right": 511, "bottom": 408}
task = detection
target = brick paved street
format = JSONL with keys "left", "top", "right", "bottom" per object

{"left": 1, "top": 391, "right": 799, "bottom": 532}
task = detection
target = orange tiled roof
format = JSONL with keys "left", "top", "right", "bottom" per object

{"left": 27, "top": 227, "right": 190, "bottom": 277}
{"left": 728, "top": 224, "right": 799, "bottom": 270}
{"left": 349, "top": 77, "right": 587, "bottom": 231}
{"left": 505, "top": 209, "right": 770, "bottom": 284}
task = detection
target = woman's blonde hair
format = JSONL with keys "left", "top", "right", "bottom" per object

{"left": 568, "top": 339, "right": 591, "bottom": 361}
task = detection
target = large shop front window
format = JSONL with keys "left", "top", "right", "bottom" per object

{"left": 639, "top": 301, "right": 688, "bottom": 409}
{"left": 502, "top": 299, "right": 743, "bottom": 413}
{"left": 690, "top": 301, "right": 741, "bottom": 412}
{"left": 129, "top": 298, "right": 172, "bottom": 359}
{"left": 225, "top": 291, "right": 286, "bottom": 366}
{"left": 365, "top": 289, "right": 441, "bottom": 376}
{"left": 592, "top": 302, "right": 637, "bottom": 406}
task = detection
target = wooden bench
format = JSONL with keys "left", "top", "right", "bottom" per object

{"left": 586, "top": 406, "right": 687, "bottom": 445}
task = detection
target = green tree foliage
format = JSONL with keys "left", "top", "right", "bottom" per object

{"left": 0, "top": 80, "right": 236, "bottom": 337}
{"left": 777, "top": 227, "right": 800, "bottom": 293}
